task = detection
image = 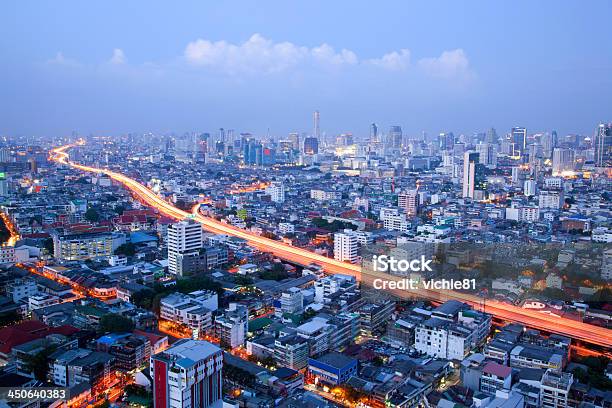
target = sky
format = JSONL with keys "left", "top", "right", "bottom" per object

{"left": 1, "top": 0, "right": 611, "bottom": 139}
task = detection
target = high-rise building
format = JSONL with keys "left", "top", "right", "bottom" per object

{"left": 370, "top": 123, "right": 379, "bottom": 142}
{"left": 151, "top": 339, "right": 223, "bottom": 408}
{"left": 595, "top": 122, "right": 611, "bottom": 167}
{"left": 462, "top": 151, "right": 479, "bottom": 199}
{"left": 475, "top": 143, "right": 497, "bottom": 168}
{"left": 523, "top": 180, "right": 537, "bottom": 197}
{"left": 288, "top": 132, "right": 300, "bottom": 150}
{"left": 511, "top": 127, "right": 527, "bottom": 154}
{"left": 313, "top": 110, "right": 320, "bottom": 139}
{"left": 168, "top": 219, "right": 203, "bottom": 276}
{"left": 389, "top": 126, "right": 402, "bottom": 149}
{"left": 265, "top": 181, "right": 285, "bottom": 203}
{"left": 0, "top": 148, "right": 11, "bottom": 163}
{"left": 334, "top": 229, "right": 359, "bottom": 264}
{"left": 485, "top": 128, "right": 498, "bottom": 144}
{"left": 439, "top": 132, "right": 454, "bottom": 151}
{"left": 303, "top": 137, "right": 319, "bottom": 155}
{"left": 551, "top": 148, "right": 575, "bottom": 175}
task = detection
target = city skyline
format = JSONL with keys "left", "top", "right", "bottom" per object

{"left": 2, "top": 0, "right": 612, "bottom": 137}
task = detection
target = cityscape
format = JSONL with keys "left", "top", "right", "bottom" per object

{"left": 1, "top": 2, "right": 611, "bottom": 408}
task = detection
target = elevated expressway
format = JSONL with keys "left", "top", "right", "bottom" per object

{"left": 50, "top": 143, "right": 612, "bottom": 351}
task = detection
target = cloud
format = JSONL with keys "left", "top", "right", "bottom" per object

{"left": 46, "top": 52, "right": 81, "bottom": 67}
{"left": 184, "top": 33, "right": 357, "bottom": 74}
{"left": 109, "top": 48, "right": 126, "bottom": 65}
{"left": 367, "top": 49, "right": 411, "bottom": 71}
{"left": 417, "top": 49, "right": 471, "bottom": 79}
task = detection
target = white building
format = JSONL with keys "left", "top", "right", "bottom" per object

{"left": 279, "top": 287, "right": 304, "bottom": 315}
{"left": 314, "top": 274, "right": 357, "bottom": 304}
{"left": 160, "top": 290, "right": 218, "bottom": 334}
{"left": 334, "top": 229, "right": 359, "bottom": 263}
{"left": 540, "top": 369, "right": 573, "bottom": 408}
{"left": 380, "top": 207, "right": 410, "bottom": 232}
{"left": 167, "top": 219, "right": 203, "bottom": 276}
{"left": 552, "top": 148, "right": 575, "bottom": 175}
{"left": 214, "top": 303, "right": 248, "bottom": 349}
{"left": 523, "top": 180, "right": 536, "bottom": 197}
{"left": 28, "top": 293, "right": 60, "bottom": 312}
{"left": 539, "top": 190, "right": 564, "bottom": 210}
{"left": 310, "top": 189, "right": 341, "bottom": 201}
{"left": 278, "top": 222, "right": 295, "bottom": 235}
{"left": 265, "top": 181, "right": 285, "bottom": 203}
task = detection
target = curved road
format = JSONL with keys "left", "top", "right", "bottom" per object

{"left": 50, "top": 142, "right": 612, "bottom": 350}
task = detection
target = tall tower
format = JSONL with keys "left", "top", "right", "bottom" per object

{"left": 313, "top": 110, "right": 320, "bottom": 140}
{"left": 595, "top": 122, "right": 611, "bottom": 167}
{"left": 462, "top": 151, "right": 480, "bottom": 199}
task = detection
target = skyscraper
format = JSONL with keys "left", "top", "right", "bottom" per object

{"left": 552, "top": 148, "right": 575, "bottom": 175}
{"left": 370, "top": 123, "right": 379, "bottom": 142}
{"left": 389, "top": 126, "right": 403, "bottom": 149}
{"left": 485, "top": 128, "right": 498, "bottom": 144}
{"left": 151, "top": 339, "right": 223, "bottom": 408}
{"left": 511, "top": 127, "right": 527, "bottom": 154}
{"left": 303, "top": 137, "right": 319, "bottom": 155}
{"left": 462, "top": 151, "right": 480, "bottom": 199}
{"left": 313, "top": 110, "right": 320, "bottom": 139}
{"left": 475, "top": 143, "right": 497, "bottom": 168}
{"left": 595, "top": 122, "right": 611, "bottom": 167}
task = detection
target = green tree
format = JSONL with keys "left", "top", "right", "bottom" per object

{"left": 115, "top": 242, "right": 136, "bottom": 256}
{"left": 24, "top": 344, "right": 58, "bottom": 381}
{"left": 99, "top": 313, "right": 135, "bottom": 333}
{"left": 84, "top": 207, "right": 100, "bottom": 222}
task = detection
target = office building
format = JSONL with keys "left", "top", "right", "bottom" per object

{"left": 511, "top": 127, "right": 527, "bottom": 154}
{"left": 274, "top": 335, "right": 309, "bottom": 370}
{"left": 168, "top": 219, "right": 203, "bottom": 276}
{"left": 551, "top": 148, "right": 575, "bottom": 175}
{"left": 151, "top": 339, "right": 223, "bottom": 408}
{"left": 462, "top": 151, "right": 480, "bottom": 199}
{"left": 303, "top": 137, "right": 319, "bottom": 155}
{"left": 595, "top": 122, "right": 611, "bottom": 167}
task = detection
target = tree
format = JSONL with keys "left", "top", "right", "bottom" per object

{"left": 115, "top": 242, "right": 136, "bottom": 257}
{"left": 84, "top": 207, "right": 100, "bottom": 222}
{"left": 24, "top": 344, "right": 58, "bottom": 381}
{"left": 99, "top": 313, "right": 135, "bottom": 333}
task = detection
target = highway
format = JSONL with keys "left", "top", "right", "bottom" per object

{"left": 50, "top": 142, "right": 612, "bottom": 350}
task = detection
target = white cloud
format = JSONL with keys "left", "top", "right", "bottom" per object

{"left": 184, "top": 33, "right": 357, "bottom": 74}
{"left": 109, "top": 48, "right": 126, "bottom": 65}
{"left": 417, "top": 49, "right": 471, "bottom": 79}
{"left": 367, "top": 49, "right": 411, "bottom": 71}
{"left": 46, "top": 52, "right": 81, "bottom": 67}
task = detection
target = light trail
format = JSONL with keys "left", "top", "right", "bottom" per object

{"left": 0, "top": 210, "right": 20, "bottom": 246}
{"left": 49, "top": 142, "right": 612, "bottom": 351}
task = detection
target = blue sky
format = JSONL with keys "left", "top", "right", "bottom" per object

{"left": 2, "top": 0, "right": 611, "bottom": 139}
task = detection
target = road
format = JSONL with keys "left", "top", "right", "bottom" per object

{"left": 49, "top": 142, "right": 612, "bottom": 350}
